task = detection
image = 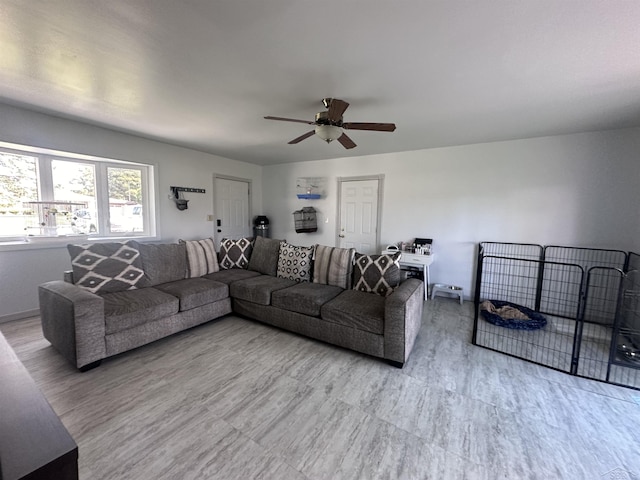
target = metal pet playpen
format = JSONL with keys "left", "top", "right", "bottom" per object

{"left": 473, "top": 242, "right": 640, "bottom": 390}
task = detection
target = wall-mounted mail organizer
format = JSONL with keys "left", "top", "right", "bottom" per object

{"left": 170, "top": 186, "right": 206, "bottom": 194}
{"left": 170, "top": 186, "right": 206, "bottom": 211}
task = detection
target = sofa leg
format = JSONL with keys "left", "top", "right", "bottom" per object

{"left": 387, "top": 359, "right": 404, "bottom": 369}
{"left": 79, "top": 360, "right": 102, "bottom": 372}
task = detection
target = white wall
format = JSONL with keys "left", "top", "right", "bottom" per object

{"left": 263, "top": 128, "right": 640, "bottom": 299}
{"left": 0, "top": 104, "right": 262, "bottom": 320}
{"left": 4, "top": 102, "right": 639, "bottom": 319}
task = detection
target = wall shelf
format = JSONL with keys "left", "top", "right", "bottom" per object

{"left": 296, "top": 194, "right": 321, "bottom": 200}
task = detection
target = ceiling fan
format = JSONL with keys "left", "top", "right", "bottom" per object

{"left": 264, "top": 98, "right": 396, "bottom": 149}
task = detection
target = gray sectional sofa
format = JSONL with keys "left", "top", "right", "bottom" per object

{"left": 38, "top": 237, "right": 424, "bottom": 371}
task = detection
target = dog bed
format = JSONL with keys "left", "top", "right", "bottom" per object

{"left": 480, "top": 300, "right": 547, "bottom": 330}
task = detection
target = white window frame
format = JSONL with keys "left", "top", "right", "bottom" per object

{"left": 0, "top": 141, "right": 157, "bottom": 248}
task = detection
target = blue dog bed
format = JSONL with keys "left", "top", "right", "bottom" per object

{"left": 480, "top": 300, "right": 547, "bottom": 330}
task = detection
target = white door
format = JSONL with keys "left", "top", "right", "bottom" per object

{"left": 214, "top": 177, "right": 250, "bottom": 249}
{"left": 338, "top": 178, "right": 380, "bottom": 254}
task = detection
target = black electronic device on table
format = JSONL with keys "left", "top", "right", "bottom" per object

{"left": 415, "top": 238, "right": 432, "bottom": 246}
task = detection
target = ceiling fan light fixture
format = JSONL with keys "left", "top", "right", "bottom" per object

{"left": 265, "top": 98, "right": 396, "bottom": 149}
{"left": 315, "top": 125, "right": 342, "bottom": 143}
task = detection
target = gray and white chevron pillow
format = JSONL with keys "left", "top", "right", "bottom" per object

{"left": 67, "top": 241, "right": 145, "bottom": 294}
{"left": 352, "top": 252, "right": 401, "bottom": 297}
{"left": 218, "top": 237, "right": 253, "bottom": 269}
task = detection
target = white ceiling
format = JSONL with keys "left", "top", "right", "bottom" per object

{"left": 1, "top": 0, "right": 640, "bottom": 166}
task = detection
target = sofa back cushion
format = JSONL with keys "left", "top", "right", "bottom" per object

{"left": 312, "top": 245, "right": 355, "bottom": 289}
{"left": 352, "top": 252, "right": 401, "bottom": 297}
{"left": 180, "top": 238, "right": 219, "bottom": 277}
{"left": 248, "top": 236, "right": 282, "bottom": 276}
{"left": 219, "top": 237, "right": 253, "bottom": 269}
{"left": 67, "top": 241, "right": 145, "bottom": 294}
{"left": 277, "top": 242, "right": 314, "bottom": 283}
{"left": 134, "top": 242, "right": 186, "bottom": 286}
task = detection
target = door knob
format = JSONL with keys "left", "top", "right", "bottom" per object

{"left": 339, "top": 234, "right": 345, "bottom": 238}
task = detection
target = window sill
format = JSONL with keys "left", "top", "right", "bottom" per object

{"left": 0, "top": 235, "right": 160, "bottom": 252}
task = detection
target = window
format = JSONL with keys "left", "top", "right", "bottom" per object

{"left": 107, "top": 166, "right": 144, "bottom": 234}
{"left": 0, "top": 143, "right": 156, "bottom": 240}
{"left": 0, "top": 151, "right": 39, "bottom": 237}
{"left": 52, "top": 159, "right": 98, "bottom": 234}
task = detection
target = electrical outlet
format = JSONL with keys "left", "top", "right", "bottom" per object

{"left": 206, "top": 214, "right": 214, "bottom": 222}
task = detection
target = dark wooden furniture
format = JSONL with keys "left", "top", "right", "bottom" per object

{"left": 0, "top": 332, "right": 78, "bottom": 480}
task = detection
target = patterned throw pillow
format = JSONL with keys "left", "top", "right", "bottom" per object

{"left": 312, "top": 245, "right": 355, "bottom": 289}
{"left": 353, "top": 252, "right": 401, "bottom": 297}
{"left": 67, "top": 241, "right": 145, "bottom": 294}
{"left": 218, "top": 237, "right": 253, "bottom": 270}
{"left": 181, "top": 238, "right": 219, "bottom": 277}
{"left": 277, "top": 242, "right": 314, "bottom": 282}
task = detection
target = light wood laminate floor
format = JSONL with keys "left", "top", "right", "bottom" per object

{"left": 2, "top": 299, "right": 639, "bottom": 479}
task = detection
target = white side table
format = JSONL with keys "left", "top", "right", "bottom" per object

{"left": 383, "top": 250, "right": 434, "bottom": 301}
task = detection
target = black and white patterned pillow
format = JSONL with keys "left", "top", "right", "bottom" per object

{"left": 218, "top": 237, "right": 253, "bottom": 270}
{"left": 67, "top": 241, "right": 145, "bottom": 294}
{"left": 277, "top": 242, "right": 314, "bottom": 282}
{"left": 352, "top": 252, "right": 401, "bottom": 297}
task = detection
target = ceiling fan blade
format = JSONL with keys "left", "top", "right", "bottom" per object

{"left": 342, "top": 122, "right": 396, "bottom": 132}
{"left": 288, "top": 130, "right": 316, "bottom": 144}
{"left": 265, "top": 116, "right": 315, "bottom": 125}
{"left": 327, "top": 99, "right": 349, "bottom": 122}
{"left": 337, "top": 133, "right": 356, "bottom": 149}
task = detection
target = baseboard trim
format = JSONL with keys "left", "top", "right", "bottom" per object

{"left": 0, "top": 309, "right": 39, "bottom": 324}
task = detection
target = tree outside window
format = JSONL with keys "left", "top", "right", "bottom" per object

{"left": 107, "top": 167, "right": 144, "bottom": 233}
{"left": 0, "top": 152, "right": 39, "bottom": 236}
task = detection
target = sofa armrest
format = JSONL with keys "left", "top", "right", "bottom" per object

{"left": 384, "top": 278, "right": 424, "bottom": 365}
{"left": 38, "top": 280, "right": 106, "bottom": 369}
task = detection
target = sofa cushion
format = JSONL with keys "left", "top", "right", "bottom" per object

{"left": 219, "top": 237, "right": 253, "bottom": 269}
{"left": 103, "top": 288, "right": 179, "bottom": 334}
{"left": 133, "top": 242, "right": 186, "bottom": 287}
{"left": 68, "top": 241, "right": 145, "bottom": 294}
{"left": 353, "top": 252, "right": 401, "bottom": 297}
{"left": 203, "top": 269, "right": 261, "bottom": 284}
{"left": 272, "top": 282, "right": 343, "bottom": 317}
{"left": 313, "top": 245, "right": 355, "bottom": 289}
{"left": 248, "top": 236, "right": 283, "bottom": 276}
{"left": 230, "top": 275, "right": 296, "bottom": 306}
{"left": 181, "top": 238, "right": 219, "bottom": 277}
{"left": 154, "top": 278, "right": 228, "bottom": 311}
{"left": 321, "top": 289, "right": 385, "bottom": 335}
{"left": 277, "top": 242, "right": 314, "bottom": 283}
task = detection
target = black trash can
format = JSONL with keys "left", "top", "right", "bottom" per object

{"left": 253, "top": 215, "right": 270, "bottom": 238}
